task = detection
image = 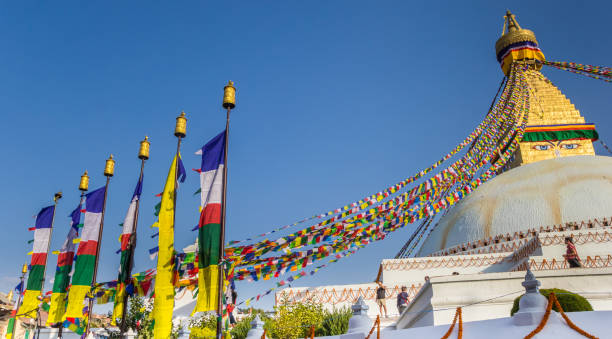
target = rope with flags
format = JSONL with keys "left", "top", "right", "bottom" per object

{"left": 215, "top": 63, "right": 532, "bottom": 305}
{"left": 537, "top": 60, "right": 612, "bottom": 82}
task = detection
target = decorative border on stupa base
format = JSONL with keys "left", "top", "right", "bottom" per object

{"left": 428, "top": 217, "right": 612, "bottom": 257}
{"left": 275, "top": 284, "right": 423, "bottom": 306}
{"left": 513, "top": 255, "right": 612, "bottom": 271}
{"left": 381, "top": 255, "right": 508, "bottom": 271}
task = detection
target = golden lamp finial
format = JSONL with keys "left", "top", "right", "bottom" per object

{"left": 79, "top": 170, "right": 90, "bottom": 192}
{"left": 502, "top": 10, "right": 522, "bottom": 35}
{"left": 139, "top": 136, "right": 151, "bottom": 160}
{"left": 223, "top": 80, "right": 236, "bottom": 109}
{"left": 22, "top": 263, "right": 28, "bottom": 274}
{"left": 104, "top": 154, "right": 115, "bottom": 177}
{"left": 175, "top": 111, "right": 187, "bottom": 138}
{"left": 54, "top": 191, "right": 63, "bottom": 203}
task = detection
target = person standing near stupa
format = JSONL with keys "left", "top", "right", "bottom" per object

{"left": 564, "top": 237, "right": 582, "bottom": 268}
{"left": 375, "top": 281, "right": 389, "bottom": 318}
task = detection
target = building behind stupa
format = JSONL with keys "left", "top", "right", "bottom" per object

{"left": 276, "top": 11, "right": 612, "bottom": 329}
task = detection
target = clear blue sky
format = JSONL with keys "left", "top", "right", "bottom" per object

{"left": 0, "top": 1, "right": 610, "bottom": 311}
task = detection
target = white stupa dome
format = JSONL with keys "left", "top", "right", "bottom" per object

{"left": 418, "top": 155, "right": 612, "bottom": 256}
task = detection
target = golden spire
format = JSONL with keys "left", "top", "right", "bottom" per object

{"left": 495, "top": 10, "right": 545, "bottom": 75}
{"left": 502, "top": 10, "right": 522, "bottom": 35}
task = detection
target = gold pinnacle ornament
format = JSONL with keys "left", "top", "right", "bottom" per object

{"left": 139, "top": 136, "right": 151, "bottom": 160}
{"left": 79, "top": 171, "right": 90, "bottom": 191}
{"left": 223, "top": 80, "right": 236, "bottom": 109}
{"left": 54, "top": 192, "right": 63, "bottom": 202}
{"left": 175, "top": 111, "right": 187, "bottom": 138}
{"left": 104, "top": 154, "right": 116, "bottom": 177}
{"left": 21, "top": 263, "right": 28, "bottom": 274}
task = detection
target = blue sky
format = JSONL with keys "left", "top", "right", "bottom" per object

{"left": 0, "top": 1, "right": 610, "bottom": 311}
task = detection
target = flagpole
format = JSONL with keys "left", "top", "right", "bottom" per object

{"left": 35, "top": 191, "right": 62, "bottom": 339}
{"left": 119, "top": 137, "right": 150, "bottom": 338}
{"left": 6, "top": 263, "right": 28, "bottom": 338}
{"left": 174, "top": 112, "right": 186, "bottom": 200}
{"left": 57, "top": 172, "right": 89, "bottom": 339}
{"left": 84, "top": 155, "right": 115, "bottom": 336}
{"left": 217, "top": 80, "right": 236, "bottom": 339}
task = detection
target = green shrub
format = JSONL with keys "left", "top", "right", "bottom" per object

{"left": 510, "top": 288, "right": 593, "bottom": 316}
{"left": 315, "top": 308, "right": 352, "bottom": 337}
{"left": 189, "top": 327, "right": 217, "bottom": 339}
{"left": 189, "top": 312, "right": 271, "bottom": 339}
{"left": 266, "top": 299, "right": 325, "bottom": 339}
{"left": 231, "top": 315, "right": 268, "bottom": 339}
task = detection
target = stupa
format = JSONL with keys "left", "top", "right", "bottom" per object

{"left": 276, "top": 11, "right": 612, "bottom": 329}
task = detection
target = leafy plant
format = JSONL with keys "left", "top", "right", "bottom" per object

{"left": 105, "top": 296, "right": 182, "bottom": 339}
{"left": 266, "top": 298, "right": 325, "bottom": 339}
{"left": 189, "top": 326, "right": 217, "bottom": 339}
{"left": 511, "top": 288, "right": 593, "bottom": 316}
{"left": 315, "top": 307, "right": 352, "bottom": 337}
{"left": 230, "top": 315, "right": 256, "bottom": 339}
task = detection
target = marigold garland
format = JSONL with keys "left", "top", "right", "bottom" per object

{"left": 524, "top": 292, "right": 598, "bottom": 339}
{"left": 553, "top": 293, "right": 598, "bottom": 339}
{"left": 441, "top": 307, "right": 462, "bottom": 339}
{"left": 365, "top": 315, "right": 380, "bottom": 339}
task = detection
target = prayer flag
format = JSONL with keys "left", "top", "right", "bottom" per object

{"left": 193, "top": 130, "right": 226, "bottom": 314}
{"left": 152, "top": 155, "right": 182, "bottom": 338}
{"left": 66, "top": 187, "right": 106, "bottom": 318}
{"left": 112, "top": 177, "right": 143, "bottom": 325}
{"left": 47, "top": 204, "right": 81, "bottom": 325}
{"left": 19, "top": 205, "right": 55, "bottom": 319}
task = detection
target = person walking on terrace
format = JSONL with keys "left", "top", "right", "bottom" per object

{"left": 563, "top": 236, "right": 582, "bottom": 268}
{"left": 375, "top": 281, "right": 389, "bottom": 318}
{"left": 397, "top": 286, "right": 409, "bottom": 315}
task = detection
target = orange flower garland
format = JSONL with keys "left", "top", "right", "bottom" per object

{"left": 441, "top": 307, "right": 463, "bottom": 339}
{"left": 365, "top": 315, "right": 380, "bottom": 339}
{"left": 524, "top": 292, "right": 598, "bottom": 339}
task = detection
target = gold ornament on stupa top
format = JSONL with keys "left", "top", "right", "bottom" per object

{"left": 495, "top": 10, "right": 545, "bottom": 75}
{"left": 497, "top": 12, "right": 598, "bottom": 169}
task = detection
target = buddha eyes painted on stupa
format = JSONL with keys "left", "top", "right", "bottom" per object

{"left": 533, "top": 144, "right": 551, "bottom": 151}
{"left": 560, "top": 143, "right": 580, "bottom": 150}
{"left": 532, "top": 141, "right": 581, "bottom": 152}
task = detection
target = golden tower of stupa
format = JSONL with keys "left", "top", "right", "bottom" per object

{"left": 496, "top": 11, "right": 598, "bottom": 168}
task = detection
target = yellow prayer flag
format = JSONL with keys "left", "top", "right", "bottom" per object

{"left": 152, "top": 155, "right": 179, "bottom": 338}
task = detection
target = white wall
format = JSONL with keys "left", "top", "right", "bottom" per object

{"left": 396, "top": 267, "right": 612, "bottom": 329}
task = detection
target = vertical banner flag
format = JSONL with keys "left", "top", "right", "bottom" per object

{"left": 66, "top": 187, "right": 106, "bottom": 318}
{"left": 152, "top": 155, "right": 185, "bottom": 338}
{"left": 112, "top": 177, "right": 143, "bottom": 324}
{"left": 193, "top": 130, "right": 226, "bottom": 314}
{"left": 47, "top": 205, "right": 82, "bottom": 325}
{"left": 6, "top": 281, "right": 25, "bottom": 339}
{"left": 19, "top": 205, "right": 55, "bottom": 319}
